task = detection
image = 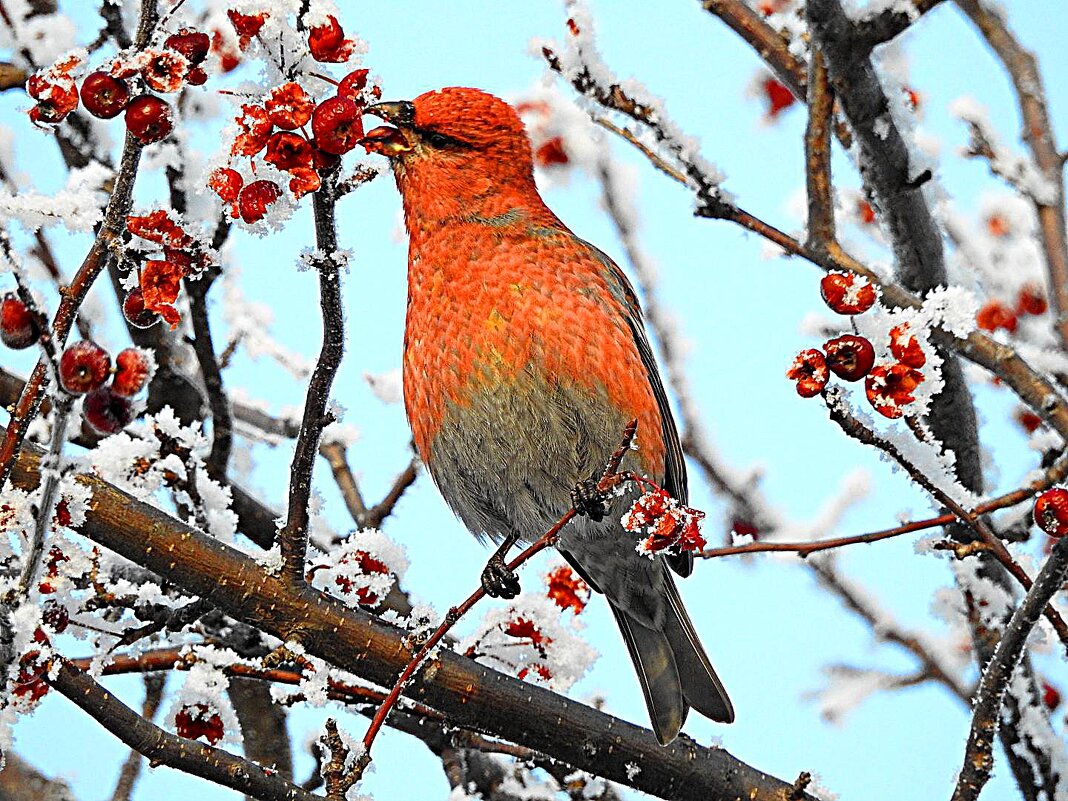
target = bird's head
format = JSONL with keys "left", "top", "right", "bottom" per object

{"left": 362, "top": 87, "right": 542, "bottom": 227}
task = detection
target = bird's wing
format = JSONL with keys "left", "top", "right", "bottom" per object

{"left": 578, "top": 239, "right": 693, "bottom": 578}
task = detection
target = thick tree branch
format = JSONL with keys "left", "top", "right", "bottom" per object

{"left": 8, "top": 437, "right": 817, "bottom": 801}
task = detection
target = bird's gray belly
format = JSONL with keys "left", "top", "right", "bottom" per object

{"left": 426, "top": 366, "right": 668, "bottom": 627}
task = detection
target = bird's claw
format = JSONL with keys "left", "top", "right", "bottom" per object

{"left": 571, "top": 476, "right": 610, "bottom": 522}
{"left": 481, "top": 555, "right": 521, "bottom": 599}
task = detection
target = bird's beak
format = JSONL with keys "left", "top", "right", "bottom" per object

{"left": 361, "top": 100, "right": 416, "bottom": 156}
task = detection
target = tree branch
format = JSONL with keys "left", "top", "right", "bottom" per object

{"left": 8, "top": 434, "right": 817, "bottom": 801}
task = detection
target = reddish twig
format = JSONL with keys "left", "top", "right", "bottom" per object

{"left": 353, "top": 420, "right": 639, "bottom": 782}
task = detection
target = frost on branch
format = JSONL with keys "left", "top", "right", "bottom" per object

{"left": 462, "top": 594, "right": 596, "bottom": 691}
{"left": 165, "top": 651, "right": 243, "bottom": 747}
{"left": 308, "top": 528, "right": 408, "bottom": 609}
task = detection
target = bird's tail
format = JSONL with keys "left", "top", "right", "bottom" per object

{"left": 609, "top": 572, "right": 733, "bottom": 745}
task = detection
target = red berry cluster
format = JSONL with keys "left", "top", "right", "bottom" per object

{"left": 57, "top": 341, "right": 151, "bottom": 434}
{"left": 328, "top": 549, "right": 391, "bottom": 607}
{"left": 976, "top": 284, "right": 1048, "bottom": 336}
{"left": 210, "top": 67, "right": 378, "bottom": 223}
{"left": 174, "top": 703, "right": 225, "bottom": 745}
{"left": 501, "top": 616, "right": 554, "bottom": 682}
{"left": 622, "top": 481, "right": 707, "bottom": 556}
{"left": 123, "top": 210, "right": 214, "bottom": 329}
{"left": 29, "top": 26, "right": 213, "bottom": 144}
{"left": 787, "top": 272, "right": 928, "bottom": 419}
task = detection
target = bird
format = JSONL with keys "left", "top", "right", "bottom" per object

{"left": 361, "top": 87, "right": 733, "bottom": 744}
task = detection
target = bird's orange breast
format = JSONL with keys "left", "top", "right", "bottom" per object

{"left": 403, "top": 214, "right": 666, "bottom": 479}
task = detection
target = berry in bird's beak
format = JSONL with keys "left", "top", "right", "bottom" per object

{"left": 361, "top": 100, "right": 415, "bottom": 156}
{"left": 361, "top": 125, "right": 412, "bottom": 156}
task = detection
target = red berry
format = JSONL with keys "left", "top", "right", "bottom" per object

{"left": 185, "top": 67, "right": 208, "bottom": 87}
{"left": 337, "top": 69, "right": 371, "bottom": 102}
{"left": 1017, "top": 284, "right": 1048, "bottom": 316}
{"left": 311, "top": 96, "right": 363, "bottom": 155}
{"left": 1035, "top": 488, "right": 1068, "bottom": 538}
{"left": 1015, "top": 409, "right": 1043, "bottom": 433}
{"left": 865, "top": 363, "right": 924, "bottom": 419}
{"left": 823, "top": 335, "right": 875, "bottom": 381}
{"left": 232, "top": 104, "right": 273, "bottom": 156}
{"left": 1044, "top": 681, "right": 1062, "bottom": 711}
{"left": 227, "top": 10, "right": 268, "bottom": 42}
{"left": 165, "top": 29, "right": 211, "bottom": 65}
{"left": 820, "top": 272, "right": 876, "bottom": 315}
{"left": 288, "top": 167, "right": 321, "bottom": 199}
{"left": 1, "top": 294, "right": 40, "bottom": 349}
{"left": 79, "top": 71, "right": 130, "bottom": 119}
{"left": 112, "top": 348, "right": 152, "bottom": 397}
{"left": 976, "top": 300, "right": 1017, "bottom": 334}
{"left": 123, "top": 288, "right": 161, "bottom": 329}
{"left": 41, "top": 601, "right": 69, "bottom": 634}
{"left": 535, "top": 137, "right": 569, "bottom": 167}
{"left": 59, "top": 341, "right": 112, "bottom": 395}
{"left": 174, "top": 703, "right": 225, "bottom": 744}
{"left": 308, "top": 15, "right": 355, "bottom": 62}
{"left": 265, "top": 82, "right": 314, "bottom": 129}
{"left": 888, "top": 323, "right": 926, "bottom": 368}
{"left": 82, "top": 386, "right": 133, "bottom": 435}
{"left": 208, "top": 167, "right": 243, "bottom": 203}
{"left": 141, "top": 49, "right": 188, "bottom": 93}
{"left": 761, "top": 76, "right": 795, "bottom": 120}
{"left": 786, "top": 349, "right": 829, "bottom": 398}
{"left": 264, "top": 131, "right": 313, "bottom": 172}
{"left": 238, "top": 180, "right": 281, "bottom": 224}
{"left": 125, "top": 95, "right": 174, "bottom": 144}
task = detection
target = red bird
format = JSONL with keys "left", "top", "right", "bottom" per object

{"left": 364, "top": 87, "right": 733, "bottom": 743}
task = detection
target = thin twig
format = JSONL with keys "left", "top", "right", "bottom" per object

{"left": 353, "top": 421, "right": 639, "bottom": 783}
{"left": 279, "top": 171, "right": 346, "bottom": 586}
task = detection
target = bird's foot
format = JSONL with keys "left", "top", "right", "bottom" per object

{"left": 481, "top": 554, "right": 521, "bottom": 598}
{"left": 570, "top": 476, "right": 610, "bottom": 522}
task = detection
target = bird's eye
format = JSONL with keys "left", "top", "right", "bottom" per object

{"left": 424, "top": 131, "right": 451, "bottom": 148}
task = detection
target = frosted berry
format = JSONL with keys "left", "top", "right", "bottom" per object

{"left": 82, "top": 386, "right": 133, "bottom": 434}
{"left": 122, "top": 288, "right": 160, "bottom": 329}
{"left": 265, "top": 82, "right": 314, "bottom": 129}
{"left": 264, "top": 131, "right": 313, "bottom": 172}
{"left": 208, "top": 167, "right": 243, "bottom": 203}
{"left": 238, "top": 180, "right": 281, "bottom": 223}
{"left": 112, "top": 348, "right": 151, "bottom": 397}
{"left": 1034, "top": 488, "right": 1068, "bottom": 538}
{"left": 79, "top": 72, "right": 130, "bottom": 119}
{"left": 59, "top": 341, "right": 111, "bottom": 394}
{"left": 1043, "top": 681, "right": 1062, "bottom": 711}
{"left": 165, "top": 29, "right": 211, "bottom": 65}
{"left": 337, "top": 69, "right": 371, "bottom": 102}
{"left": 141, "top": 50, "right": 188, "bottom": 93}
{"left": 820, "top": 272, "right": 876, "bottom": 315}
{"left": 1, "top": 294, "right": 39, "bottom": 349}
{"left": 308, "top": 15, "right": 354, "bottom": 62}
{"left": 888, "top": 323, "right": 926, "bottom": 368}
{"left": 865, "top": 363, "right": 924, "bottom": 419}
{"left": 311, "top": 96, "right": 363, "bottom": 155}
{"left": 823, "top": 335, "right": 875, "bottom": 381}
{"left": 125, "top": 95, "right": 174, "bottom": 144}
{"left": 786, "top": 349, "right": 829, "bottom": 398}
